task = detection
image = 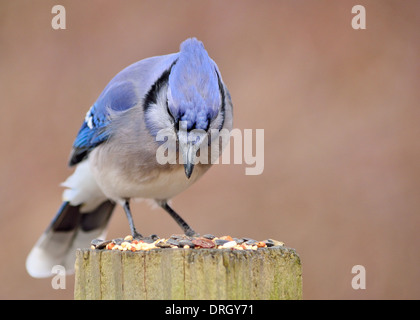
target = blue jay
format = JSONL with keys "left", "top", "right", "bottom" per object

{"left": 26, "top": 38, "right": 233, "bottom": 278}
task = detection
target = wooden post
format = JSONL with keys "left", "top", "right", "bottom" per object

{"left": 74, "top": 246, "right": 302, "bottom": 300}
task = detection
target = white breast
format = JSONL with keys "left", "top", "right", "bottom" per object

{"left": 106, "top": 165, "right": 203, "bottom": 200}
{"left": 88, "top": 150, "right": 208, "bottom": 202}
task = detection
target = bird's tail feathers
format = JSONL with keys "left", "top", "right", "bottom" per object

{"left": 26, "top": 200, "right": 115, "bottom": 278}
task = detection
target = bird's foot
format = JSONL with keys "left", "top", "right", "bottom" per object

{"left": 132, "top": 231, "right": 143, "bottom": 240}
{"left": 185, "top": 229, "right": 199, "bottom": 237}
{"left": 135, "top": 234, "right": 160, "bottom": 243}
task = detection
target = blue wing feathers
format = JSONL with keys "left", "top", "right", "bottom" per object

{"left": 69, "top": 81, "right": 138, "bottom": 166}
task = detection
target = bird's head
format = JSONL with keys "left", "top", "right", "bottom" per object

{"left": 145, "top": 38, "right": 226, "bottom": 179}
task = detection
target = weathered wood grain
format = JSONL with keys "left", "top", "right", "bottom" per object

{"left": 74, "top": 246, "right": 302, "bottom": 300}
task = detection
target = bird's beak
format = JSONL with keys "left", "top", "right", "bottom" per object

{"left": 178, "top": 129, "right": 207, "bottom": 179}
{"left": 183, "top": 141, "right": 195, "bottom": 179}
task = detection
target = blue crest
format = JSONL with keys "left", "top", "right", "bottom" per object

{"left": 168, "top": 38, "right": 221, "bottom": 130}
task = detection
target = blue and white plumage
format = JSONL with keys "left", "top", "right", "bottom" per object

{"left": 26, "top": 38, "right": 233, "bottom": 278}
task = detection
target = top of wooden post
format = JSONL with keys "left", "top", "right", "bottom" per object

{"left": 74, "top": 245, "right": 302, "bottom": 300}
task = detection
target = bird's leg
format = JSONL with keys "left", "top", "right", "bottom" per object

{"left": 123, "top": 200, "right": 143, "bottom": 239}
{"left": 159, "top": 201, "right": 197, "bottom": 237}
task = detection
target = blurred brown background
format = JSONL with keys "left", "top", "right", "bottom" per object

{"left": 1, "top": 0, "right": 419, "bottom": 299}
